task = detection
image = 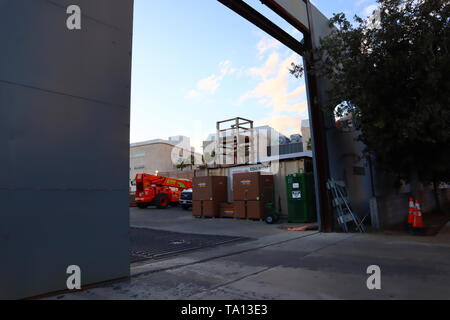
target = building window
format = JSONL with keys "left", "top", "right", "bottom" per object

{"left": 130, "top": 153, "right": 145, "bottom": 159}
{"left": 134, "top": 165, "right": 145, "bottom": 170}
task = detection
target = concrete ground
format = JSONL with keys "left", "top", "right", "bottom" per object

{"left": 130, "top": 206, "right": 312, "bottom": 238}
{"left": 49, "top": 208, "right": 450, "bottom": 300}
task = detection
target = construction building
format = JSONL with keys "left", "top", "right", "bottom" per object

{"left": 301, "top": 119, "right": 312, "bottom": 151}
{"left": 197, "top": 117, "right": 312, "bottom": 218}
{"left": 130, "top": 136, "right": 202, "bottom": 186}
{"left": 203, "top": 118, "right": 305, "bottom": 168}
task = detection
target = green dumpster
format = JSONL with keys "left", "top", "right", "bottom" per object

{"left": 286, "top": 173, "right": 317, "bottom": 223}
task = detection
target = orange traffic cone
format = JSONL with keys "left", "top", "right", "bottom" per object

{"left": 407, "top": 197, "right": 416, "bottom": 227}
{"left": 411, "top": 200, "right": 426, "bottom": 235}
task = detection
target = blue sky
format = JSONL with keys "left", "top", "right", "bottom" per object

{"left": 130, "top": 0, "right": 377, "bottom": 150}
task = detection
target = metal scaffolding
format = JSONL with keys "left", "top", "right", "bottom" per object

{"left": 216, "top": 117, "right": 255, "bottom": 166}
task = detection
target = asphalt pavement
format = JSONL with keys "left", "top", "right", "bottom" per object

{"left": 48, "top": 208, "right": 450, "bottom": 300}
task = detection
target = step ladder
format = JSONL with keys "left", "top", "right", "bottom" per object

{"left": 327, "top": 179, "right": 366, "bottom": 233}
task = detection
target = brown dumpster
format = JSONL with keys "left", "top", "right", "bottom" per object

{"left": 246, "top": 201, "right": 270, "bottom": 220}
{"left": 233, "top": 173, "right": 259, "bottom": 201}
{"left": 193, "top": 200, "right": 203, "bottom": 218}
{"left": 260, "top": 175, "right": 274, "bottom": 202}
{"left": 193, "top": 176, "right": 228, "bottom": 201}
{"left": 233, "top": 172, "right": 274, "bottom": 201}
{"left": 203, "top": 200, "right": 220, "bottom": 218}
{"left": 234, "top": 201, "right": 247, "bottom": 219}
{"left": 220, "top": 202, "right": 236, "bottom": 218}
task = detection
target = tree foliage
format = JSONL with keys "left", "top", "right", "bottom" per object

{"left": 302, "top": 0, "right": 450, "bottom": 185}
{"left": 176, "top": 159, "right": 189, "bottom": 171}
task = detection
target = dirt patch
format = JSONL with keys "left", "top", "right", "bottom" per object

{"left": 382, "top": 210, "right": 450, "bottom": 236}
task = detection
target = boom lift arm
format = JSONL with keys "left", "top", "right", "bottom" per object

{"left": 136, "top": 174, "right": 192, "bottom": 190}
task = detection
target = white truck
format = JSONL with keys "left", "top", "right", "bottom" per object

{"left": 180, "top": 188, "right": 193, "bottom": 210}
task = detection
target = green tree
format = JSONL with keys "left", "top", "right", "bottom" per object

{"left": 198, "top": 155, "right": 208, "bottom": 170}
{"left": 176, "top": 159, "right": 189, "bottom": 171}
{"left": 293, "top": 0, "right": 450, "bottom": 198}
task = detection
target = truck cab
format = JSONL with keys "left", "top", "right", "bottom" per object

{"left": 180, "top": 189, "right": 193, "bottom": 210}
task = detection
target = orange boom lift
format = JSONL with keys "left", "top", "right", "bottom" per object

{"left": 135, "top": 174, "right": 193, "bottom": 209}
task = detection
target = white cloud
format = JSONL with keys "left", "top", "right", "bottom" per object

{"left": 197, "top": 75, "right": 221, "bottom": 93}
{"left": 355, "top": 0, "right": 371, "bottom": 7}
{"left": 363, "top": 4, "right": 379, "bottom": 17}
{"left": 186, "top": 37, "right": 309, "bottom": 137}
{"left": 186, "top": 90, "right": 199, "bottom": 99}
{"left": 255, "top": 114, "right": 303, "bottom": 136}
{"left": 238, "top": 38, "right": 309, "bottom": 136}
{"left": 239, "top": 52, "right": 307, "bottom": 113}
{"left": 186, "top": 60, "right": 236, "bottom": 98}
{"left": 257, "top": 38, "right": 281, "bottom": 57}
{"left": 250, "top": 52, "right": 280, "bottom": 79}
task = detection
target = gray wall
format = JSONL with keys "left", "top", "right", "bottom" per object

{"left": 0, "top": 0, "right": 134, "bottom": 299}
{"left": 327, "top": 128, "right": 374, "bottom": 218}
{"left": 308, "top": 3, "right": 374, "bottom": 222}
